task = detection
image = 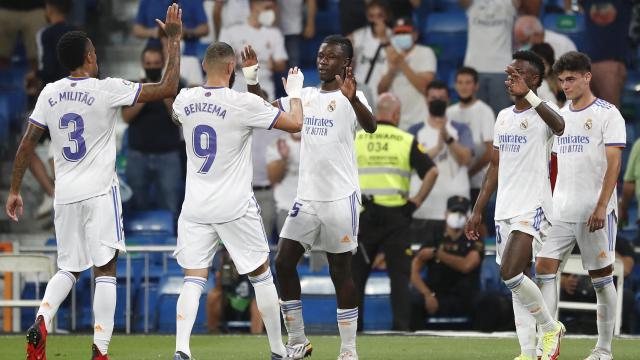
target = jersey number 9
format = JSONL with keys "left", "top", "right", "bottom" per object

{"left": 59, "top": 112, "right": 87, "bottom": 162}
{"left": 193, "top": 124, "right": 218, "bottom": 174}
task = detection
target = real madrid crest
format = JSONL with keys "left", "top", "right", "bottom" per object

{"left": 584, "top": 118, "right": 593, "bottom": 130}
{"left": 520, "top": 119, "right": 528, "bottom": 130}
{"left": 327, "top": 99, "right": 337, "bottom": 112}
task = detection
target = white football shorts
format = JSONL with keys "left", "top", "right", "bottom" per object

{"left": 54, "top": 183, "right": 126, "bottom": 272}
{"left": 538, "top": 211, "right": 617, "bottom": 271}
{"left": 175, "top": 197, "right": 269, "bottom": 274}
{"left": 280, "top": 191, "right": 360, "bottom": 254}
{"left": 495, "top": 207, "right": 550, "bottom": 265}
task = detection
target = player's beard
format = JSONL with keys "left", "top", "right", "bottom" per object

{"left": 229, "top": 70, "right": 236, "bottom": 88}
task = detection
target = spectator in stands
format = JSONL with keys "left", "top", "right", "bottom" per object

{"left": 620, "top": 138, "right": 640, "bottom": 227}
{"left": 559, "top": 236, "right": 637, "bottom": 333}
{"left": 133, "top": 0, "right": 209, "bottom": 57}
{"left": 446, "top": 67, "right": 495, "bottom": 214}
{"left": 277, "top": 0, "right": 316, "bottom": 70}
{"left": 207, "top": 249, "right": 262, "bottom": 334}
{"left": 459, "top": 0, "right": 540, "bottom": 114}
{"left": 513, "top": 15, "right": 577, "bottom": 58}
{"left": 0, "top": 0, "right": 46, "bottom": 70}
{"left": 580, "top": 0, "right": 632, "bottom": 107}
{"left": 408, "top": 81, "right": 472, "bottom": 246}
{"left": 219, "top": 0, "right": 288, "bottom": 100}
{"left": 530, "top": 42, "right": 564, "bottom": 106}
{"left": 378, "top": 17, "right": 436, "bottom": 130}
{"left": 349, "top": 0, "right": 393, "bottom": 107}
{"left": 253, "top": 130, "right": 281, "bottom": 240}
{"left": 121, "top": 46, "right": 182, "bottom": 215}
{"left": 409, "top": 196, "right": 484, "bottom": 330}
{"left": 266, "top": 133, "right": 301, "bottom": 232}
{"left": 213, "top": 0, "right": 250, "bottom": 40}
{"left": 25, "top": 0, "right": 76, "bottom": 95}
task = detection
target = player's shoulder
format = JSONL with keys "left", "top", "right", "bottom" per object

{"left": 593, "top": 98, "right": 620, "bottom": 115}
{"left": 97, "top": 77, "right": 137, "bottom": 91}
{"left": 496, "top": 105, "right": 515, "bottom": 119}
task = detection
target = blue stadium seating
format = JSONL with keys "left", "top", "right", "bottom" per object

{"left": 124, "top": 210, "right": 175, "bottom": 235}
{"left": 542, "top": 14, "right": 585, "bottom": 51}
{"left": 423, "top": 11, "right": 467, "bottom": 65}
{"left": 434, "top": 0, "right": 461, "bottom": 12}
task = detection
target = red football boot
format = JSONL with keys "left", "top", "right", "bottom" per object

{"left": 26, "top": 315, "right": 47, "bottom": 360}
{"left": 91, "top": 344, "right": 109, "bottom": 360}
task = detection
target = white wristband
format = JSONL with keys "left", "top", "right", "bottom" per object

{"left": 524, "top": 89, "right": 542, "bottom": 108}
{"left": 285, "top": 69, "right": 304, "bottom": 99}
{"left": 242, "top": 64, "right": 259, "bottom": 85}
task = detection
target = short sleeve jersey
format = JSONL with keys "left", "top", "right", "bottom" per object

{"left": 173, "top": 86, "right": 281, "bottom": 223}
{"left": 279, "top": 88, "right": 372, "bottom": 201}
{"left": 552, "top": 99, "right": 626, "bottom": 222}
{"left": 29, "top": 77, "right": 141, "bottom": 204}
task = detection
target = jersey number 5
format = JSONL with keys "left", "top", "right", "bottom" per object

{"left": 59, "top": 112, "right": 87, "bottom": 161}
{"left": 193, "top": 124, "right": 217, "bottom": 174}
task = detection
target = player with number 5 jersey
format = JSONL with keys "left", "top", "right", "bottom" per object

{"left": 5, "top": 5, "right": 184, "bottom": 360}
{"left": 170, "top": 42, "right": 303, "bottom": 360}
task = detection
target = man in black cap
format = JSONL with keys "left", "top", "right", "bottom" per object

{"left": 409, "top": 195, "right": 484, "bottom": 330}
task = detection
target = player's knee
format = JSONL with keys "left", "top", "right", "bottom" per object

{"left": 93, "top": 252, "right": 118, "bottom": 277}
{"left": 329, "top": 259, "right": 351, "bottom": 283}
{"left": 589, "top": 264, "right": 613, "bottom": 278}
{"left": 535, "top": 257, "right": 560, "bottom": 275}
{"left": 248, "top": 260, "right": 270, "bottom": 277}
{"left": 499, "top": 263, "right": 519, "bottom": 281}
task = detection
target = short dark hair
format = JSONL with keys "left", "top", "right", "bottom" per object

{"left": 57, "top": 31, "right": 90, "bottom": 71}
{"left": 367, "top": 0, "right": 391, "bottom": 13}
{"left": 455, "top": 66, "right": 479, "bottom": 83}
{"left": 552, "top": 51, "right": 592, "bottom": 74}
{"left": 512, "top": 50, "right": 545, "bottom": 87}
{"left": 530, "top": 43, "right": 555, "bottom": 68}
{"left": 141, "top": 45, "right": 164, "bottom": 62}
{"left": 426, "top": 80, "right": 450, "bottom": 96}
{"left": 204, "top": 42, "right": 235, "bottom": 65}
{"left": 321, "top": 35, "right": 353, "bottom": 60}
{"left": 45, "top": 0, "right": 72, "bottom": 15}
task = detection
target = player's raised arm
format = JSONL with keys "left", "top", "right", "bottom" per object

{"left": 506, "top": 65, "right": 565, "bottom": 135}
{"left": 272, "top": 68, "right": 304, "bottom": 133}
{"left": 465, "top": 147, "right": 499, "bottom": 241}
{"left": 336, "top": 67, "right": 377, "bottom": 133}
{"left": 6, "top": 123, "right": 46, "bottom": 221}
{"left": 241, "top": 45, "right": 275, "bottom": 103}
{"left": 136, "top": 4, "right": 183, "bottom": 103}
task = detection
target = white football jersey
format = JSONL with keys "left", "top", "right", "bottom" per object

{"left": 552, "top": 98, "right": 626, "bottom": 222}
{"left": 173, "top": 86, "right": 281, "bottom": 223}
{"left": 493, "top": 104, "right": 557, "bottom": 221}
{"left": 279, "top": 88, "right": 371, "bottom": 201}
{"left": 29, "top": 77, "right": 141, "bottom": 204}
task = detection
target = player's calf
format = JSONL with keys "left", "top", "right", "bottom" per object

{"left": 249, "top": 261, "right": 287, "bottom": 358}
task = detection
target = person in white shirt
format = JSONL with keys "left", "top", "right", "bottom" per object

{"left": 171, "top": 42, "right": 304, "bottom": 360}
{"left": 459, "top": 0, "right": 540, "bottom": 115}
{"left": 465, "top": 50, "right": 566, "bottom": 360}
{"left": 407, "top": 81, "right": 472, "bottom": 247}
{"left": 377, "top": 17, "right": 436, "bottom": 130}
{"left": 219, "top": 0, "right": 288, "bottom": 100}
{"left": 446, "top": 66, "right": 495, "bottom": 209}
{"left": 245, "top": 35, "right": 376, "bottom": 360}
{"left": 513, "top": 15, "right": 577, "bottom": 59}
{"left": 348, "top": 0, "right": 393, "bottom": 107}
{"left": 266, "top": 133, "right": 301, "bottom": 232}
{"left": 213, "top": 0, "right": 250, "bottom": 39}
{"left": 5, "top": 5, "right": 183, "bottom": 359}
{"left": 277, "top": 0, "right": 317, "bottom": 69}
{"left": 536, "top": 51, "right": 626, "bottom": 360}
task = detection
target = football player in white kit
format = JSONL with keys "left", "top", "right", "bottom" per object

{"left": 465, "top": 51, "right": 566, "bottom": 360}
{"left": 244, "top": 35, "right": 376, "bottom": 360}
{"left": 4, "top": 5, "right": 183, "bottom": 360}
{"left": 536, "top": 52, "right": 626, "bottom": 360}
{"left": 170, "top": 42, "right": 304, "bottom": 360}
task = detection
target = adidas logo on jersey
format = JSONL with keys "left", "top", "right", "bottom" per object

{"left": 341, "top": 236, "right": 351, "bottom": 243}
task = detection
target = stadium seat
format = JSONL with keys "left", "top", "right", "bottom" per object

{"left": 480, "top": 255, "right": 505, "bottom": 293}
{"left": 434, "top": 0, "right": 460, "bottom": 12}
{"left": 124, "top": 210, "right": 175, "bottom": 235}
{"left": 621, "top": 70, "right": 640, "bottom": 122}
{"left": 422, "top": 11, "right": 467, "bottom": 65}
{"left": 542, "top": 13, "right": 585, "bottom": 51}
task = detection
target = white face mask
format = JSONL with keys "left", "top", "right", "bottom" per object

{"left": 391, "top": 34, "right": 413, "bottom": 51}
{"left": 258, "top": 9, "right": 276, "bottom": 27}
{"left": 446, "top": 212, "right": 467, "bottom": 230}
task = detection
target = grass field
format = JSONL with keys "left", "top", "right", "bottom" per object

{"left": 0, "top": 334, "right": 639, "bottom": 359}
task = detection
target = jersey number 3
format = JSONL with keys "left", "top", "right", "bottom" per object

{"left": 193, "top": 124, "right": 217, "bottom": 174}
{"left": 59, "top": 112, "right": 87, "bottom": 161}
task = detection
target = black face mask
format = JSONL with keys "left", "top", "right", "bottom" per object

{"left": 458, "top": 95, "right": 473, "bottom": 104}
{"left": 428, "top": 99, "right": 447, "bottom": 117}
{"left": 229, "top": 70, "right": 236, "bottom": 88}
{"left": 144, "top": 68, "right": 162, "bottom": 82}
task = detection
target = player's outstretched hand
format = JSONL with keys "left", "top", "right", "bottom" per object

{"left": 335, "top": 67, "right": 356, "bottom": 102}
{"left": 465, "top": 211, "right": 482, "bottom": 241}
{"left": 587, "top": 206, "right": 606, "bottom": 232}
{"left": 282, "top": 67, "right": 304, "bottom": 99}
{"left": 155, "top": 3, "right": 182, "bottom": 40}
{"left": 504, "top": 65, "right": 529, "bottom": 96}
{"left": 241, "top": 45, "right": 258, "bottom": 68}
{"left": 5, "top": 193, "right": 23, "bottom": 222}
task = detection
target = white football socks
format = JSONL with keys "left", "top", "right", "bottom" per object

{"left": 337, "top": 308, "right": 358, "bottom": 354}
{"left": 592, "top": 276, "right": 616, "bottom": 353}
{"left": 506, "top": 273, "right": 558, "bottom": 333}
{"left": 280, "top": 299, "right": 307, "bottom": 345}
{"left": 512, "top": 294, "right": 537, "bottom": 358}
{"left": 37, "top": 270, "right": 76, "bottom": 333}
{"left": 93, "top": 276, "right": 117, "bottom": 355}
{"left": 176, "top": 276, "right": 206, "bottom": 358}
{"left": 249, "top": 269, "right": 287, "bottom": 357}
{"left": 536, "top": 273, "right": 558, "bottom": 318}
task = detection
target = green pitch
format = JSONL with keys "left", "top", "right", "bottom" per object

{"left": 1, "top": 334, "right": 638, "bottom": 359}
